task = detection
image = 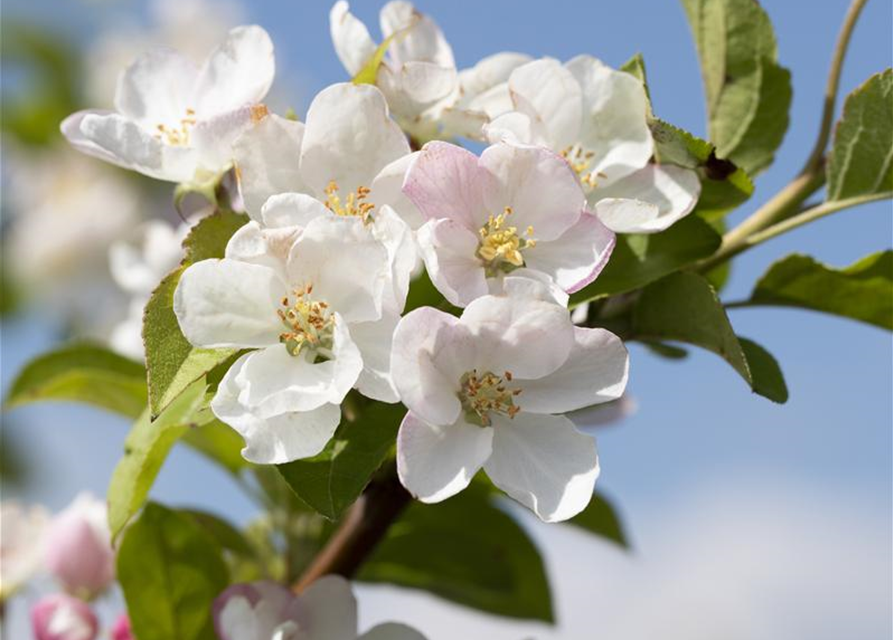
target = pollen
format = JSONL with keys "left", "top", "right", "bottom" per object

{"left": 323, "top": 181, "right": 376, "bottom": 223}
{"left": 559, "top": 144, "right": 598, "bottom": 188}
{"left": 155, "top": 108, "right": 197, "bottom": 147}
{"left": 277, "top": 284, "right": 335, "bottom": 357}
{"left": 459, "top": 369, "right": 522, "bottom": 427}
{"left": 477, "top": 206, "right": 536, "bottom": 275}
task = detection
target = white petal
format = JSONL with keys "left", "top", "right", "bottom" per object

{"left": 416, "top": 218, "right": 488, "bottom": 308}
{"left": 114, "top": 49, "right": 196, "bottom": 124}
{"left": 460, "top": 293, "right": 575, "bottom": 380}
{"left": 260, "top": 192, "right": 329, "bottom": 229}
{"left": 480, "top": 143, "right": 583, "bottom": 241}
{"left": 350, "top": 308, "right": 400, "bottom": 403}
{"left": 496, "top": 270, "right": 569, "bottom": 307}
{"left": 193, "top": 26, "right": 275, "bottom": 115}
{"left": 294, "top": 575, "right": 358, "bottom": 640}
{"left": 225, "top": 220, "right": 299, "bottom": 278}
{"left": 459, "top": 52, "right": 533, "bottom": 104}
{"left": 524, "top": 212, "right": 615, "bottom": 293}
{"left": 286, "top": 216, "right": 389, "bottom": 324}
{"left": 173, "top": 259, "right": 283, "bottom": 348}
{"left": 592, "top": 164, "right": 701, "bottom": 233}
{"left": 380, "top": 1, "right": 455, "bottom": 67}
{"left": 483, "top": 111, "right": 545, "bottom": 146}
{"left": 516, "top": 327, "right": 628, "bottom": 414}
{"left": 390, "top": 307, "right": 462, "bottom": 426}
{"left": 299, "top": 83, "right": 410, "bottom": 197}
{"left": 371, "top": 205, "right": 416, "bottom": 313}
{"left": 329, "top": 1, "right": 377, "bottom": 77}
{"left": 190, "top": 104, "right": 267, "bottom": 175}
{"left": 389, "top": 61, "right": 457, "bottom": 111}
{"left": 233, "top": 113, "right": 307, "bottom": 218}
{"left": 369, "top": 152, "right": 424, "bottom": 229}
{"left": 359, "top": 623, "right": 428, "bottom": 640}
{"left": 507, "top": 57, "right": 582, "bottom": 150}
{"left": 484, "top": 412, "right": 599, "bottom": 522}
{"left": 397, "top": 412, "right": 493, "bottom": 503}
{"left": 565, "top": 55, "right": 653, "bottom": 185}
{"left": 568, "top": 395, "right": 637, "bottom": 432}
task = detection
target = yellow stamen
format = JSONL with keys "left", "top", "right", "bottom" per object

{"left": 323, "top": 181, "right": 376, "bottom": 223}
{"left": 477, "top": 206, "right": 536, "bottom": 275}
{"left": 459, "top": 369, "right": 521, "bottom": 427}
{"left": 559, "top": 144, "right": 598, "bottom": 188}
{"left": 155, "top": 108, "right": 198, "bottom": 146}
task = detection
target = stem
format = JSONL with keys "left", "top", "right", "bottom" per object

{"left": 292, "top": 462, "right": 411, "bottom": 592}
{"left": 802, "top": 0, "right": 871, "bottom": 174}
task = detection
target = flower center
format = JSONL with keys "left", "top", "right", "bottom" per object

{"left": 459, "top": 369, "right": 521, "bottom": 427}
{"left": 156, "top": 108, "right": 197, "bottom": 146}
{"left": 323, "top": 181, "right": 375, "bottom": 223}
{"left": 477, "top": 206, "right": 536, "bottom": 276}
{"left": 277, "top": 284, "right": 335, "bottom": 358}
{"left": 559, "top": 143, "right": 601, "bottom": 189}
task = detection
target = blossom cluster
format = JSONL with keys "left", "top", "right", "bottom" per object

{"left": 61, "top": 2, "right": 698, "bottom": 534}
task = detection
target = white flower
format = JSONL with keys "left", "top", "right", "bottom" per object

{"left": 62, "top": 25, "right": 275, "bottom": 184}
{"left": 0, "top": 501, "right": 49, "bottom": 598}
{"left": 233, "top": 82, "right": 419, "bottom": 311}
{"left": 213, "top": 577, "right": 427, "bottom": 640}
{"left": 391, "top": 278, "right": 629, "bottom": 522}
{"left": 174, "top": 213, "right": 400, "bottom": 464}
{"left": 485, "top": 56, "right": 701, "bottom": 233}
{"left": 403, "top": 140, "right": 615, "bottom": 307}
{"left": 329, "top": 1, "right": 457, "bottom": 139}
{"left": 108, "top": 220, "right": 189, "bottom": 359}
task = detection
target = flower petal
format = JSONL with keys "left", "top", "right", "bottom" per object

{"left": 260, "top": 192, "right": 330, "bottom": 229}
{"left": 350, "top": 308, "right": 400, "bottom": 403}
{"left": 506, "top": 57, "right": 582, "bottom": 150}
{"left": 380, "top": 1, "right": 455, "bottom": 68}
{"left": 224, "top": 220, "right": 298, "bottom": 278}
{"left": 485, "top": 412, "right": 599, "bottom": 522}
{"left": 593, "top": 164, "right": 702, "bottom": 233}
{"left": 114, "top": 49, "right": 196, "bottom": 124}
{"left": 299, "top": 83, "right": 410, "bottom": 197}
{"left": 190, "top": 104, "right": 267, "bottom": 175}
{"left": 359, "top": 623, "right": 428, "bottom": 640}
{"left": 329, "top": 1, "right": 377, "bottom": 77}
{"left": 193, "top": 25, "right": 275, "bottom": 115}
{"left": 369, "top": 152, "right": 424, "bottom": 229}
{"left": 516, "top": 327, "right": 628, "bottom": 414}
{"left": 371, "top": 205, "right": 416, "bottom": 313}
{"left": 173, "top": 259, "right": 284, "bottom": 348}
{"left": 292, "top": 575, "right": 358, "bottom": 640}
{"left": 416, "top": 218, "right": 488, "bottom": 308}
{"left": 524, "top": 211, "right": 615, "bottom": 293}
{"left": 397, "top": 412, "right": 493, "bottom": 503}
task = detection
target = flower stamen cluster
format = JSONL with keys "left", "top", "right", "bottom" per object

{"left": 277, "top": 284, "right": 335, "bottom": 357}
{"left": 459, "top": 369, "right": 521, "bottom": 426}
{"left": 477, "top": 206, "right": 536, "bottom": 274}
{"left": 155, "top": 108, "right": 197, "bottom": 147}
{"left": 323, "top": 181, "right": 375, "bottom": 223}
{"left": 559, "top": 144, "right": 599, "bottom": 188}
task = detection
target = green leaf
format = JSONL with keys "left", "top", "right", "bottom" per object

{"left": 182, "top": 509, "right": 255, "bottom": 558}
{"left": 565, "top": 492, "right": 628, "bottom": 547}
{"left": 359, "top": 486, "right": 553, "bottom": 622}
{"left": 276, "top": 399, "right": 404, "bottom": 519}
{"left": 569, "top": 215, "right": 721, "bottom": 306}
{"left": 5, "top": 343, "right": 147, "bottom": 418}
{"left": 827, "top": 69, "right": 893, "bottom": 201}
{"left": 144, "top": 211, "right": 246, "bottom": 418}
{"left": 738, "top": 337, "right": 788, "bottom": 403}
{"left": 681, "top": 0, "right": 792, "bottom": 174}
{"left": 118, "top": 503, "right": 228, "bottom": 640}
{"left": 632, "top": 271, "right": 787, "bottom": 402}
{"left": 649, "top": 118, "right": 713, "bottom": 169}
{"left": 107, "top": 379, "right": 209, "bottom": 540}
{"left": 620, "top": 52, "right": 651, "bottom": 107}
{"left": 181, "top": 419, "right": 248, "bottom": 474}
{"left": 747, "top": 252, "right": 893, "bottom": 330}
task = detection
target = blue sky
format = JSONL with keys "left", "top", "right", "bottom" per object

{"left": 3, "top": 0, "right": 892, "bottom": 638}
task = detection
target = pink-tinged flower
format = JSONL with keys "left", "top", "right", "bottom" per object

{"left": 391, "top": 278, "right": 629, "bottom": 522}
{"left": 214, "top": 577, "right": 427, "bottom": 640}
{"left": 62, "top": 26, "right": 274, "bottom": 184}
{"left": 403, "top": 140, "right": 615, "bottom": 307}
{"left": 43, "top": 494, "right": 115, "bottom": 598}
{"left": 31, "top": 594, "right": 99, "bottom": 640}
{"left": 0, "top": 501, "right": 49, "bottom": 598}
{"left": 110, "top": 614, "right": 134, "bottom": 640}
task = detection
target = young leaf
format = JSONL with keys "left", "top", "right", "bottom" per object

{"left": 107, "top": 379, "right": 209, "bottom": 540}
{"left": 359, "top": 486, "right": 553, "bottom": 622}
{"left": 564, "top": 492, "right": 628, "bottom": 547}
{"left": 5, "top": 343, "right": 146, "bottom": 418}
{"left": 632, "top": 271, "right": 787, "bottom": 402}
{"left": 181, "top": 419, "right": 248, "bottom": 475}
{"left": 681, "top": 0, "right": 792, "bottom": 174}
{"left": 747, "top": 252, "right": 893, "bottom": 330}
{"left": 276, "top": 399, "right": 404, "bottom": 520}
{"left": 827, "top": 69, "right": 893, "bottom": 201}
{"left": 144, "top": 211, "right": 246, "bottom": 418}
{"left": 117, "top": 503, "right": 228, "bottom": 640}
{"left": 569, "top": 215, "right": 721, "bottom": 306}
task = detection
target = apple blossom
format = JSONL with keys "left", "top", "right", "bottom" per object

{"left": 0, "top": 501, "right": 49, "bottom": 599}
{"left": 62, "top": 25, "right": 274, "bottom": 184}
{"left": 391, "top": 277, "right": 629, "bottom": 522}
{"left": 43, "top": 493, "right": 115, "bottom": 598}
{"left": 403, "top": 140, "right": 615, "bottom": 307}
{"left": 330, "top": 1, "right": 457, "bottom": 139}
{"left": 485, "top": 56, "right": 701, "bottom": 233}
{"left": 174, "top": 214, "right": 401, "bottom": 464}
{"left": 31, "top": 594, "right": 99, "bottom": 640}
{"left": 214, "top": 577, "right": 426, "bottom": 640}
{"left": 233, "top": 82, "right": 419, "bottom": 310}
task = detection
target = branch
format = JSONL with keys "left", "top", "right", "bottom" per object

{"left": 292, "top": 462, "right": 411, "bottom": 592}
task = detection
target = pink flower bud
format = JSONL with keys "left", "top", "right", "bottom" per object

{"left": 31, "top": 594, "right": 98, "bottom": 640}
{"left": 111, "top": 613, "right": 134, "bottom": 640}
{"left": 43, "top": 493, "right": 115, "bottom": 597}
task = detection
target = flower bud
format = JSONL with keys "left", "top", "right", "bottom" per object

{"left": 111, "top": 613, "right": 134, "bottom": 640}
{"left": 43, "top": 493, "right": 115, "bottom": 598}
{"left": 31, "top": 594, "right": 98, "bottom": 640}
